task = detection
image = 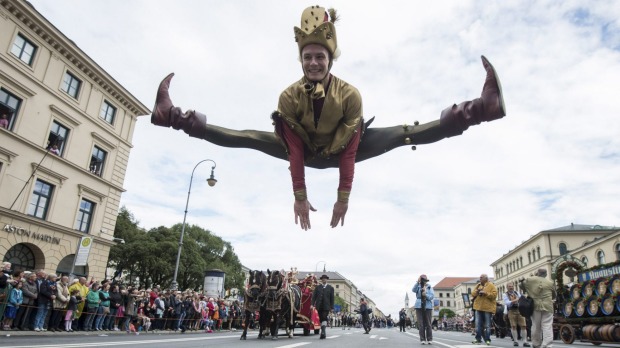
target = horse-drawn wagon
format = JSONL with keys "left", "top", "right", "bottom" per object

{"left": 239, "top": 268, "right": 320, "bottom": 340}
{"left": 553, "top": 256, "right": 620, "bottom": 344}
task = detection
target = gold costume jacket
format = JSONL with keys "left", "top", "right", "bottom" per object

{"left": 275, "top": 75, "right": 363, "bottom": 158}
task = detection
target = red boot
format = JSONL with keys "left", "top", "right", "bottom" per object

{"left": 151, "top": 73, "right": 208, "bottom": 138}
{"left": 439, "top": 55, "right": 505, "bottom": 137}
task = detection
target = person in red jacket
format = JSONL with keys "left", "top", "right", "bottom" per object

{"left": 151, "top": 5, "right": 505, "bottom": 230}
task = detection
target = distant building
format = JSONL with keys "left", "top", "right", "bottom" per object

{"left": 434, "top": 277, "right": 477, "bottom": 316}
{"left": 0, "top": 0, "right": 149, "bottom": 278}
{"left": 491, "top": 223, "right": 620, "bottom": 295}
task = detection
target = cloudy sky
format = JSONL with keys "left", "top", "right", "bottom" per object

{"left": 29, "top": 0, "right": 620, "bottom": 318}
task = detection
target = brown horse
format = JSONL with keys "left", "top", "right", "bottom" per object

{"left": 264, "top": 269, "right": 301, "bottom": 340}
{"left": 240, "top": 270, "right": 268, "bottom": 340}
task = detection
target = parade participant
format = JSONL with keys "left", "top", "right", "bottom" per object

{"left": 520, "top": 269, "right": 555, "bottom": 348}
{"left": 399, "top": 308, "right": 407, "bottom": 332}
{"left": 503, "top": 283, "right": 530, "bottom": 347}
{"left": 151, "top": 5, "right": 506, "bottom": 230}
{"left": 358, "top": 298, "right": 371, "bottom": 334}
{"left": 311, "top": 274, "right": 334, "bottom": 339}
{"left": 413, "top": 274, "right": 434, "bottom": 344}
{"left": 471, "top": 274, "right": 497, "bottom": 345}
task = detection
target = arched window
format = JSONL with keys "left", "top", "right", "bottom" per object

{"left": 3, "top": 244, "right": 35, "bottom": 271}
{"left": 559, "top": 242, "right": 568, "bottom": 255}
{"left": 519, "top": 256, "right": 523, "bottom": 267}
{"left": 537, "top": 246, "right": 541, "bottom": 259}
{"left": 597, "top": 250, "right": 606, "bottom": 265}
{"left": 615, "top": 244, "right": 620, "bottom": 260}
{"left": 581, "top": 256, "right": 588, "bottom": 266}
{"left": 56, "top": 254, "right": 88, "bottom": 278}
{"left": 528, "top": 252, "right": 531, "bottom": 263}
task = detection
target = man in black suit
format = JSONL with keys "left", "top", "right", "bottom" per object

{"left": 312, "top": 274, "right": 334, "bottom": 339}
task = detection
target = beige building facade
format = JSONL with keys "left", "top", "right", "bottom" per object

{"left": 491, "top": 224, "right": 620, "bottom": 296}
{"left": 0, "top": 1, "right": 148, "bottom": 278}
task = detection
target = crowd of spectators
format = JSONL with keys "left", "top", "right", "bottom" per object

{"left": 0, "top": 262, "right": 243, "bottom": 334}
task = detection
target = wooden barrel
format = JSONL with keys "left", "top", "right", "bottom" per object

{"left": 574, "top": 299, "right": 587, "bottom": 317}
{"left": 600, "top": 295, "right": 616, "bottom": 316}
{"left": 599, "top": 324, "right": 615, "bottom": 342}
{"left": 586, "top": 298, "right": 600, "bottom": 316}
{"left": 562, "top": 301, "right": 575, "bottom": 317}
{"left": 593, "top": 325, "right": 605, "bottom": 341}
{"left": 611, "top": 324, "right": 620, "bottom": 341}
{"left": 595, "top": 279, "right": 608, "bottom": 296}
{"left": 569, "top": 284, "right": 582, "bottom": 300}
{"left": 583, "top": 324, "right": 597, "bottom": 340}
{"left": 610, "top": 276, "right": 620, "bottom": 294}
{"left": 582, "top": 282, "right": 595, "bottom": 298}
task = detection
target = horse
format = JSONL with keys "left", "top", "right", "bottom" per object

{"left": 264, "top": 269, "right": 301, "bottom": 340}
{"left": 240, "top": 270, "right": 268, "bottom": 340}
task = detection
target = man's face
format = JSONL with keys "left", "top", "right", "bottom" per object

{"left": 321, "top": 278, "right": 327, "bottom": 285}
{"left": 79, "top": 277, "right": 87, "bottom": 285}
{"left": 480, "top": 275, "right": 487, "bottom": 284}
{"left": 302, "top": 44, "right": 330, "bottom": 82}
{"left": 507, "top": 284, "right": 514, "bottom": 291}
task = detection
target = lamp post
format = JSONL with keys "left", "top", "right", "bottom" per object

{"left": 315, "top": 260, "right": 326, "bottom": 273}
{"left": 170, "top": 159, "right": 217, "bottom": 291}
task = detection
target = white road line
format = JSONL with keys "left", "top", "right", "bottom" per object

{"left": 404, "top": 332, "right": 459, "bottom": 348}
{"left": 0, "top": 335, "right": 240, "bottom": 348}
{"left": 370, "top": 334, "right": 378, "bottom": 338}
{"left": 326, "top": 335, "right": 340, "bottom": 339}
{"left": 275, "top": 343, "right": 312, "bottom": 348}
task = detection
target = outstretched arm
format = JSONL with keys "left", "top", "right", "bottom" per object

{"left": 281, "top": 123, "right": 316, "bottom": 230}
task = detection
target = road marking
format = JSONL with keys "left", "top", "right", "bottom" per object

{"left": 326, "top": 335, "right": 340, "bottom": 339}
{"left": 0, "top": 335, "right": 240, "bottom": 348}
{"left": 404, "top": 332, "right": 458, "bottom": 348}
{"left": 370, "top": 334, "right": 378, "bottom": 338}
{"left": 275, "top": 343, "right": 312, "bottom": 348}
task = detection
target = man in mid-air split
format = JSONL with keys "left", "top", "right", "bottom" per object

{"left": 151, "top": 5, "right": 506, "bottom": 230}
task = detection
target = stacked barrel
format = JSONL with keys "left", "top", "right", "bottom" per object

{"left": 561, "top": 275, "right": 620, "bottom": 343}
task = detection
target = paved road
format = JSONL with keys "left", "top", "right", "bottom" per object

{"left": 1, "top": 328, "right": 616, "bottom": 348}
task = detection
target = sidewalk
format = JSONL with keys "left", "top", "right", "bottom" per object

{"left": 1, "top": 328, "right": 239, "bottom": 338}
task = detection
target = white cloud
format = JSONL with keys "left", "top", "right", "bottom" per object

{"left": 29, "top": 0, "right": 620, "bottom": 319}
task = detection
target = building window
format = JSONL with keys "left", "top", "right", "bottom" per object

{"left": 3, "top": 244, "right": 36, "bottom": 271}
{"left": 0, "top": 88, "right": 22, "bottom": 131}
{"left": 559, "top": 243, "right": 568, "bottom": 255}
{"left": 615, "top": 244, "right": 620, "bottom": 260}
{"left": 447, "top": 293, "right": 450, "bottom": 298}
{"left": 100, "top": 100, "right": 116, "bottom": 124}
{"left": 581, "top": 256, "right": 588, "bottom": 266}
{"left": 439, "top": 293, "right": 443, "bottom": 298}
{"left": 89, "top": 146, "right": 107, "bottom": 176}
{"left": 447, "top": 300, "right": 451, "bottom": 307}
{"left": 597, "top": 250, "right": 606, "bottom": 265}
{"left": 520, "top": 256, "right": 523, "bottom": 267}
{"left": 48, "top": 121, "right": 69, "bottom": 156}
{"left": 439, "top": 301, "right": 443, "bottom": 306}
{"left": 528, "top": 252, "right": 531, "bottom": 263}
{"left": 10, "top": 33, "right": 37, "bottom": 66}
{"left": 27, "top": 179, "right": 54, "bottom": 219}
{"left": 75, "top": 198, "right": 95, "bottom": 233}
{"left": 335, "top": 285, "right": 339, "bottom": 289}
{"left": 62, "top": 71, "right": 81, "bottom": 99}
{"left": 536, "top": 246, "right": 541, "bottom": 259}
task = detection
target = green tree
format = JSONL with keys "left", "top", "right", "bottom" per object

{"left": 335, "top": 294, "right": 349, "bottom": 313}
{"left": 107, "top": 207, "right": 245, "bottom": 291}
{"left": 438, "top": 308, "right": 456, "bottom": 319}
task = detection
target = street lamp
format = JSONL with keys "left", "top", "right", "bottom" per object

{"left": 315, "top": 260, "right": 326, "bottom": 273}
{"left": 170, "top": 159, "right": 217, "bottom": 291}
